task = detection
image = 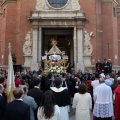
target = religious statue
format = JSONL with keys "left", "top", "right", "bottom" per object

{"left": 83, "top": 30, "right": 93, "bottom": 55}
{"left": 23, "top": 31, "right": 32, "bottom": 56}
{"left": 50, "top": 36, "right": 58, "bottom": 46}
{"left": 71, "top": 0, "right": 80, "bottom": 11}
{"left": 35, "top": 0, "right": 45, "bottom": 11}
{"left": 42, "top": 36, "right": 68, "bottom": 74}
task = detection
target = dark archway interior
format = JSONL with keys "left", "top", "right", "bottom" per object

{"left": 42, "top": 28, "right": 73, "bottom": 63}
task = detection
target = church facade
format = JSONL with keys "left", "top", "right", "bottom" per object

{"left": 0, "top": 0, "right": 120, "bottom": 72}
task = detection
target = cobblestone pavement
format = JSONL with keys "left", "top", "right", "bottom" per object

{"left": 69, "top": 111, "right": 114, "bottom": 120}
{"left": 69, "top": 107, "right": 93, "bottom": 120}
{"left": 69, "top": 110, "right": 93, "bottom": 120}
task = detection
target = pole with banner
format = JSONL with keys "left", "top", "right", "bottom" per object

{"left": 7, "top": 42, "right": 15, "bottom": 102}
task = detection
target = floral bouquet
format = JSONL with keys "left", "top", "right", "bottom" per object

{"left": 49, "top": 66, "right": 64, "bottom": 74}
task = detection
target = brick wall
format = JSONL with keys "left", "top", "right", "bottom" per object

{"left": 117, "top": 1, "right": 120, "bottom": 65}
{"left": 118, "top": 40, "right": 120, "bottom": 65}
{"left": 0, "top": 0, "right": 3, "bottom": 5}
{"left": 101, "top": 1, "right": 118, "bottom": 65}
{"left": 0, "top": 0, "right": 36, "bottom": 65}
{"left": 80, "top": 0, "right": 97, "bottom": 65}
{"left": 1, "top": 3, "right": 8, "bottom": 66}
{"left": 0, "top": 5, "right": 2, "bottom": 65}
{"left": 1, "top": 2, "right": 17, "bottom": 65}
{"left": 112, "top": 4, "right": 118, "bottom": 65}
{"left": 96, "top": 0, "right": 103, "bottom": 62}
{"left": 14, "top": 0, "right": 36, "bottom": 65}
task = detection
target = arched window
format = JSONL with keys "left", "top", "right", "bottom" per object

{"left": 48, "top": 0, "right": 68, "bottom": 8}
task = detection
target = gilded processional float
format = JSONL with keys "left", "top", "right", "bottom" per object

{"left": 42, "top": 39, "right": 68, "bottom": 75}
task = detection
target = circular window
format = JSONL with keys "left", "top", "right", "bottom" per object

{"left": 48, "top": 0, "right": 68, "bottom": 8}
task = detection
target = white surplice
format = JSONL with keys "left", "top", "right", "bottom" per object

{"left": 93, "top": 83, "right": 114, "bottom": 118}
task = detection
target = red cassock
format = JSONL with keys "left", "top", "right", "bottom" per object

{"left": 15, "top": 78, "right": 22, "bottom": 87}
{"left": 114, "top": 86, "right": 120, "bottom": 120}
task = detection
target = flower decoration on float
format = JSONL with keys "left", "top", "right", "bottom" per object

{"left": 49, "top": 66, "right": 64, "bottom": 74}
{"left": 42, "top": 36, "right": 68, "bottom": 75}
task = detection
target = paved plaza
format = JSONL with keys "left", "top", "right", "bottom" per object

{"left": 69, "top": 110, "right": 93, "bottom": 120}
{"left": 69, "top": 111, "right": 114, "bottom": 120}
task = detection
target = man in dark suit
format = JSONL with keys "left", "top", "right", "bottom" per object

{"left": 5, "top": 88, "right": 30, "bottom": 120}
{"left": 96, "top": 60, "right": 103, "bottom": 74}
{"left": 108, "top": 59, "right": 112, "bottom": 74}
{"left": 0, "top": 84, "right": 6, "bottom": 120}
{"left": 28, "top": 79, "right": 43, "bottom": 120}
{"left": 102, "top": 58, "right": 109, "bottom": 74}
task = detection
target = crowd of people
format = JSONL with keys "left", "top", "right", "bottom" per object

{"left": 0, "top": 62, "right": 120, "bottom": 120}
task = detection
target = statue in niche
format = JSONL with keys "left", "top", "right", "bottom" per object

{"left": 36, "top": 0, "right": 45, "bottom": 11}
{"left": 23, "top": 31, "right": 32, "bottom": 56}
{"left": 83, "top": 30, "right": 93, "bottom": 55}
{"left": 71, "top": 0, "right": 80, "bottom": 11}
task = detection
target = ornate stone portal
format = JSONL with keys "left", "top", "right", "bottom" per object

{"left": 29, "top": 0, "right": 93, "bottom": 72}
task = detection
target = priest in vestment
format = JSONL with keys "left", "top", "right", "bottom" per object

{"left": 50, "top": 77, "right": 70, "bottom": 120}
{"left": 114, "top": 78, "right": 120, "bottom": 120}
{"left": 93, "top": 74, "right": 113, "bottom": 120}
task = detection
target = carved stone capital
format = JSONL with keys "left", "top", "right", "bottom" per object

{"left": 35, "top": 0, "right": 46, "bottom": 11}
{"left": 71, "top": 0, "right": 81, "bottom": 11}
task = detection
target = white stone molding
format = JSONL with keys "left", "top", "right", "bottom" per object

{"left": 83, "top": 30, "right": 93, "bottom": 56}
{"left": 35, "top": 0, "right": 81, "bottom": 11}
{"left": 38, "top": 27, "right": 42, "bottom": 66}
{"left": 71, "top": 0, "right": 81, "bottom": 11}
{"left": 30, "top": 26, "right": 39, "bottom": 71}
{"left": 76, "top": 28, "right": 84, "bottom": 72}
{"left": 46, "top": 0, "right": 70, "bottom": 10}
{"left": 23, "top": 55, "right": 32, "bottom": 67}
{"left": 23, "top": 31, "right": 32, "bottom": 56}
{"left": 35, "top": 0, "right": 46, "bottom": 11}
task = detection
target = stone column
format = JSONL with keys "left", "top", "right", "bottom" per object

{"left": 70, "top": 47, "right": 74, "bottom": 65}
{"left": 38, "top": 26, "right": 42, "bottom": 67}
{"left": 76, "top": 27, "right": 85, "bottom": 72}
{"left": 73, "top": 26, "right": 77, "bottom": 70}
{"left": 31, "top": 26, "right": 39, "bottom": 71}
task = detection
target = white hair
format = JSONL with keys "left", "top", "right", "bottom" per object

{"left": 99, "top": 77, "right": 105, "bottom": 82}
{"left": 100, "top": 73, "right": 105, "bottom": 78}
{"left": 106, "top": 75, "right": 110, "bottom": 79}
{"left": 117, "top": 77, "right": 120, "bottom": 81}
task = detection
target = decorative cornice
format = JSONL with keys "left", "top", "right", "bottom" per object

{"left": 29, "top": 11, "right": 86, "bottom": 22}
